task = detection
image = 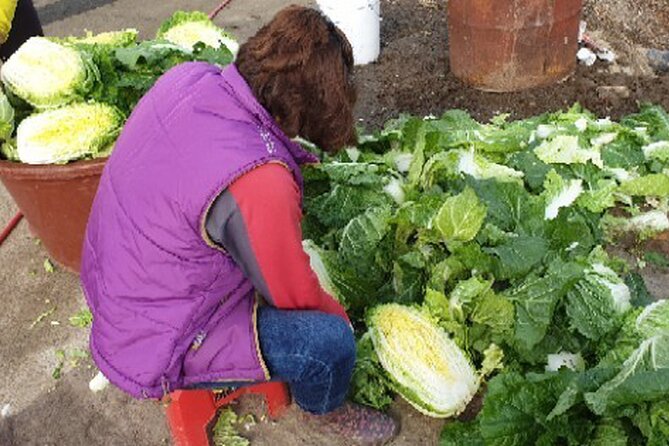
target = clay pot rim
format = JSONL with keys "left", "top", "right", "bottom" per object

{"left": 0, "top": 157, "right": 107, "bottom": 180}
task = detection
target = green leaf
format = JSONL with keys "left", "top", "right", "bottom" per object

{"left": 394, "top": 192, "right": 444, "bottom": 243}
{"left": 428, "top": 257, "right": 467, "bottom": 292}
{"left": 577, "top": 179, "right": 618, "bottom": 213}
{"left": 467, "top": 179, "right": 545, "bottom": 236}
{"left": 212, "top": 406, "right": 250, "bottom": 446}
{"left": 589, "top": 419, "right": 629, "bottom": 446}
{"left": 601, "top": 135, "right": 645, "bottom": 169}
{"left": 450, "top": 276, "right": 494, "bottom": 310}
{"left": 434, "top": 187, "right": 487, "bottom": 242}
{"left": 349, "top": 333, "right": 394, "bottom": 410}
{"left": 508, "top": 261, "right": 583, "bottom": 352}
{"left": 486, "top": 235, "right": 548, "bottom": 279}
{"left": 534, "top": 135, "right": 603, "bottom": 167}
{"left": 479, "top": 371, "right": 592, "bottom": 446}
{"left": 339, "top": 206, "right": 392, "bottom": 264}
{"left": 546, "top": 207, "right": 598, "bottom": 258}
{"left": 622, "top": 105, "right": 669, "bottom": 141}
{"left": 625, "top": 272, "right": 655, "bottom": 308}
{"left": 543, "top": 170, "right": 584, "bottom": 221}
{"left": 566, "top": 278, "right": 624, "bottom": 341}
{"left": 425, "top": 287, "right": 451, "bottom": 321}
{"left": 392, "top": 252, "right": 426, "bottom": 305}
{"left": 420, "top": 151, "right": 460, "bottom": 188}
{"left": 316, "top": 162, "right": 385, "bottom": 186}
{"left": 0, "top": 89, "right": 15, "bottom": 141}
{"left": 586, "top": 334, "right": 669, "bottom": 415}
{"left": 471, "top": 293, "right": 515, "bottom": 339}
{"left": 643, "top": 141, "right": 669, "bottom": 165}
{"left": 648, "top": 401, "right": 669, "bottom": 445}
{"left": 481, "top": 343, "right": 506, "bottom": 377}
{"left": 440, "top": 420, "right": 485, "bottom": 446}
{"left": 636, "top": 300, "right": 669, "bottom": 338}
{"left": 448, "top": 242, "right": 496, "bottom": 276}
{"left": 508, "top": 151, "right": 551, "bottom": 191}
{"left": 547, "top": 368, "right": 615, "bottom": 420}
{"left": 619, "top": 174, "right": 669, "bottom": 197}
{"left": 43, "top": 258, "right": 55, "bottom": 273}
{"left": 407, "top": 124, "right": 426, "bottom": 186}
{"left": 309, "top": 184, "right": 392, "bottom": 230}
{"left": 68, "top": 308, "right": 93, "bottom": 328}
{"left": 52, "top": 349, "right": 66, "bottom": 380}
{"left": 456, "top": 150, "right": 525, "bottom": 183}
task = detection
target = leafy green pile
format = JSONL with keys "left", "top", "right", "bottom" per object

{"left": 0, "top": 11, "right": 236, "bottom": 164}
{"left": 302, "top": 105, "right": 669, "bottom": 445}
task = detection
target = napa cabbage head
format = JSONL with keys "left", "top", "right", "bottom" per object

{"left": 70, "top": 29, "right": 139, "bottom": 46}
{"left": 1, "top": 37, "right": 97, "bottom": 109}
{"left": 368, "top": 304, "right": 479, "bottom": 418}
{"left": 16, "top": 102, "right": 123, "bottom": 164}
{"left": 157, "top": 11, "right": 239, "bottom": 56}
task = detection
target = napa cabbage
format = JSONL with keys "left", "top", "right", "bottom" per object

{"left": 368, "top": 304, "right": 479, "bottom": 417}
{"left": 16, "top": 102, "right": 123, "bottom": 164}
{"left": 1, "top": 37, "right": 97, "bottom": 109}
{"left": 72, "top": 29, "right": 139, "bottom": 46}
{"left": 157, "top": 11, "right": 239, "bottom": 56}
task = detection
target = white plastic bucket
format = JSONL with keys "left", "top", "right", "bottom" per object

{"left": 317, "top": 0, "right": 381, "bottom": 65}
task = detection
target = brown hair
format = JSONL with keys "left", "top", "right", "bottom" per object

{"left": 236, "top": 5, "right": 357, "bottom": 152}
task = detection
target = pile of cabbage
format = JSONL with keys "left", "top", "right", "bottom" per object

{"left": 302, "top": 105, "right": 669, "bottom": 445}
{"left": 0, "top": 11, "right": 237, "bottom": 164}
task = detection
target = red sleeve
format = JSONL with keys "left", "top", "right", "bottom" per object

{"left": 228, "top": 163, "right": 350, "bottom": 323}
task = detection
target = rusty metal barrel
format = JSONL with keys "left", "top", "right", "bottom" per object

{"left": 447, "top": 0, "right": 583, "bottom": 92}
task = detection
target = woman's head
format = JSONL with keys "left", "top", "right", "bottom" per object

{"left": 236, "top": 6, "right": 357, "bottom": 153}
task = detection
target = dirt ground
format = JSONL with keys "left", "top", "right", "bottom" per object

{"left": 2, "top": 0, "right": 669, "bottom": 445}
{"left": 354, "top": 0, "right": 669, "bottom": 130}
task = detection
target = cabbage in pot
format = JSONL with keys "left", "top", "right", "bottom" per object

{"left": 1, "top": 37, "right": 97, "bottom": 110}
{"left": 16, "top": 102, "right": 122, "bottom": 164}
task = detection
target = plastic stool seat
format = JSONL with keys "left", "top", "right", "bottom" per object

{"left": 166, "top": 382, "right": 290, "bottom": 446}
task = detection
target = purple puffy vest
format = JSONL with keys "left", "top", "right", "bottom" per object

{"left": 80, "top": 62, "right": 318, "bottom": 398}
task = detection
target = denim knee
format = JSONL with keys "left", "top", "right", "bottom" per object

{"left": 306, "top": 314, "right": 356, "bottom": 373}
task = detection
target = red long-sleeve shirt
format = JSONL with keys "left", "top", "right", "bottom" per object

{"left": 205, "top": 163, "right": 349, "bottom": 323}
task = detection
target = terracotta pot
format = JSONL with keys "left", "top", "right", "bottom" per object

{"left": 0, "top": 158, "right": 106, "bottom": 273}
{"left": 448, "top": 0, "right": 583, "bottom": 92}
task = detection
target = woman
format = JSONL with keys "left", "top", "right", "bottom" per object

{"left": 80, "top": 6, "right": 399, "bottom": 445}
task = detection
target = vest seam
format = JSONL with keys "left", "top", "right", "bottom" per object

{"left": 105, "top": 174, "right": 210, "bottom": 264}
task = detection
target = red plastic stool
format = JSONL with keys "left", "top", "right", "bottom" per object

{"left": 166, "top": 382, "right": 291, "bottom": 446}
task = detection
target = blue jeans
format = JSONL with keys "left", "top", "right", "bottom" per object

{"left": 194, "top": 307, "right": 356, "bottom": 415}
